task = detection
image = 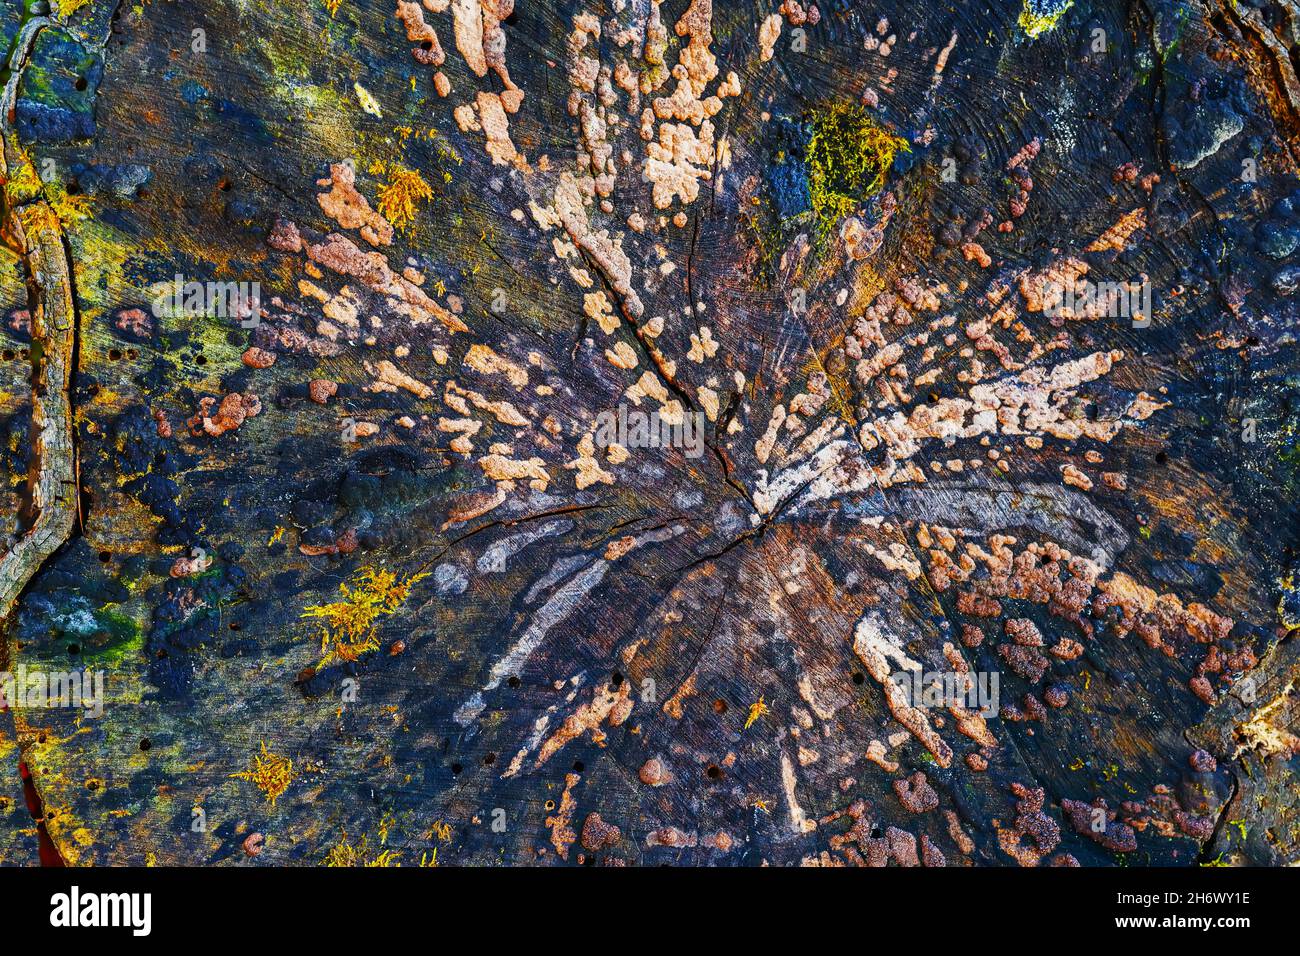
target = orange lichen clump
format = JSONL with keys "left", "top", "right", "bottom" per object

{"left": 187, "top": 393, "right": 262, "bottom": 437}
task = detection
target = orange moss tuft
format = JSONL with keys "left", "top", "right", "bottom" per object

{"left": 372, "top": 162, "right": 433, "bottom": 233}
{"left": 230, "top": 742, "right": 295, "bottom": 806}
{"left": 301, "top": 566, "right": 428, "bottom": 665}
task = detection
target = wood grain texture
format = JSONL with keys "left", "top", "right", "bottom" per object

{"left": 0, "top": 0, "right": 1296, "bottom": 867}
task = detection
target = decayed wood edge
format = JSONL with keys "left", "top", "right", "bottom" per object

{"left": 0, "top": 207, "right": 77, "bottom": 620}
{"left": 0, "top": 16, "right": 78, "bottom": 621}
{"left": 0, "top": 16, "right": 80, "bottom": 867}
{"left": 1220, "top": 0, "right": 1300, "bottom": 162}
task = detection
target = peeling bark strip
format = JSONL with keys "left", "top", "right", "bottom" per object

{"left": 0, "top": 18, "right": 79, "bottom": 622}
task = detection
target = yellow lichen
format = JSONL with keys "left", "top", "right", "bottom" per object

{"left": 323, "top": 834, "right": 401, "bottom": 867}
{"left": 4, "top": 163, "right": 42, "bottom": 207}
{"left": 744, "top": 695, "right": 769, "bottom": 729}
{"left": 230, "top": 741, "right": 295, "bottom": 806}
{"left": 1279, "top": 574, "right": 1299, "bottom": 631}
{"left": 806, "top": 102, "right": 908, "bottom": 237}
{"left": 301, "top": 566, "right": 428, "bottom": 665}
{"left": 371, "top": 162, "right": 433, "bottom": 233}
{"left": 45, "top": 184, "right": 93, "bottom": 226}
{"left": 57, "top": 0, "right": 92, "bottom": 18}
{"left": 354, "top": 82, "right": 383, "bottom": 118}
{"left": 324, "top": 0, "right": 342, "bottom": 16}
{"left": 1019, "top": 0, "right": 1073, "bottom": 39}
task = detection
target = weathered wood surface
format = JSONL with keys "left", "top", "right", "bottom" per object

{"left": 0, "top": 0, "right": 1297, "bottom": 866}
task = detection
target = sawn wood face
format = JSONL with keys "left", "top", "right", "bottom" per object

{"left": 0, "top": 0, "right": 1296, "bottom": 867}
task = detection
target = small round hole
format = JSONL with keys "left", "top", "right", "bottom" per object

{"left": 139, "top": 738, "right": 152, "bottom": 752}
{"left": 851, "top": 672, "right": 865, "bottom": 685}
{"left": 712, "top": 698, "right": 728, "bottom": 714}
{"left": 572, "top": 760, "right": 584, "bottom": 773}
{"left": 450, "top": 762, "right": 463, "bottom": 775}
